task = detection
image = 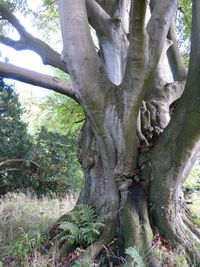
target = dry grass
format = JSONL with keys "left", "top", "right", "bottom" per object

{"left": 0, "top": 191, "right": 77, "bottom": 266}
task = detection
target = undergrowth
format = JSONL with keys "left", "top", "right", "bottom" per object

{"left": 0, "top": 174, "right": 200, "bottom": 267}
{"left": 0, "top": 191, "right": 76, "bottom": 266}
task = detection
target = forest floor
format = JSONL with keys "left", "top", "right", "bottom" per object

{"left": 0, "top": 189, "right": 199, "bottom": 267}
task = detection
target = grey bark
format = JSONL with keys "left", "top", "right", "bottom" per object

{"left": 149, "top": 0, "right": 200, "bottom": 261}
{"left": 167, "top": 20, "right": 188, "bottom": 81}
{"left": 1, "top": 0, "right": 200, "bottom": 265}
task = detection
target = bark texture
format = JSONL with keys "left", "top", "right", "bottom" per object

{"left": 1, "top": 0, "right": 200, "bottom": 266}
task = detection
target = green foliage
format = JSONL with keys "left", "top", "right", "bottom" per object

{"left": 19, "top": 92, "right": 84, "bottom": 196}
{"left": 183, "top": 160, "right": 200, "bottom": 193}
{"left": 59, "top": 205, "right": 104, "bottom": 246}
{"left": 0, "top": 191, "right": 75, "bottom": 265}
{"left": 20, "top": 89, "right": 82, "bottom": 135}
{"left": 0, "top": 0, "right": 28, "bottom": 14}
{"left": 11, "top": 231, "right": 48, "bottom": 263}
{"left": 28, "top": 0, "right": 61, "bottom": 48}
{"left": 0, "top": 80, "right": 83, "bottom": 197}
{"left": 72, "top": 258, "right": 94, "bottom": 267}
{"left": 176, "top": 0, "right": 192, "bottom": 66}
{"left": 154, "top": 247, "right": 187, "bottom": 267}
{"left": 183, "top": 159, "right": 200, "bottom": 227}
{"left": 0, "top": 80, "right": 32, "bottom": 195}
{"left": 27, "top": 127, "right": 83, "bottom": 196}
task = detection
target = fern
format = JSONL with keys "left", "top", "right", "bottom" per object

{"left": 59, "top": 204, "right": 104, "bottom": 246}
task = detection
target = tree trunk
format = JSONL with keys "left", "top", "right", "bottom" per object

{"left": 57, "top": 69, "right": 200, "bottom": 266}
{"left": 1, "top": 0, "right": 200, "bottom": 266}
{"left": 54, "top": 2, "right": 200, "bottom": 265}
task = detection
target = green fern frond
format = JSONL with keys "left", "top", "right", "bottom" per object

{"left": 60, "top": 222, "right": 79, "bottom": 234}
{"left": 58, "top": 204, "right": 104, "bottom": 246}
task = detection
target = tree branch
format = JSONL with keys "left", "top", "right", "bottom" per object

{"left": 114, "top": 0, "right": 131, "bottom": 35}
{"left": 151, "top": 0, "right": 200, "bottom": 192}
{"left": 0, "top": 35, "right": 26, "bottom": 50}
{"left": 188, "top": 0, "right": 200, "bottom": 75}
{"left": 167, "top": 19, "right": 187, "bottom": 81}
{"left": 94, "top": 0, "right": 131, "bottom": 35}
{"left": 0, "top": 168, "right": 21, "bottom": 174}
{"left": 0, "top": 159, "right": 42, "bottom": 169}
{"left": 0, "top": 62, "right": 78, "bottom": 101}
{"left": 57, "top": 0, "right": 107, "bottom": 102}
{"left": 86, "top": 0, "right": 111, "bottom": 37}
{"left": 147, "top": 0, "right": 179, "bottom": 68}
{"left": 0, "top": 3, "right": 67, "bottom": 72}
{"left": 95, "top": 0, "right": 119, "bottom": 16}
{"left": 123, "top": 0, "right": 148, "bottom": 90}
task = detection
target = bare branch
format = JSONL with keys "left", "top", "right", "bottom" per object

{"left": 188, "top": 0, "right": 200, "bottom": 75}
{"left": 0, "top": 168, "right": 21, "bottom": 174}
{"left": 57, "top": 0, "right": 106, "bottom": 99}
{"left": 95, "top": 0, "right": 131, "bottom": 35}
{"left": 95, "top": 0, "right": 119, "bottom": 16}
{"left": 114, "top": 0, "right": 131, "bottom": 35}
{"left": 153, "top": 0, "right": 200, "bottom": 177}
{"left": 0, "top": 62, "right": 78, "bottom": 101}
{"left": 0, "top": 159, "right": 43, "bottom": 170}
{"left": 167, "top": 20, "right": 187, "bottom": 81}
{"left": 0, "top": 35, "right": 26, "bottom": 50}
{"left": 0, "top": 3, "right": 67, "bottom": 72}
{"left": 123, "top": 0, "right": 148, "bottom": 89}
{"left": 147, "top": 0, "right": 179, "bottom": 67}
{"left": 86, "top": 0, "right": 111, "bottom": 37}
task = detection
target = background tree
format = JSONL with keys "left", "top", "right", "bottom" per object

{"left": 21, "top": 92, "right": 84, "bottom": 195}
{"left": 0, "top": 0, "right": 200, "bottom": 266}
{"left": 0, "top": 79, "right": 32, "bottom": 194}
{"left": 175, "top": 0, "right": 192, "bottom": 66}
{"left": 0, "top": 80, "right": 82, "bottom": 196}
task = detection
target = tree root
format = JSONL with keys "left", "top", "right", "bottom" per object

{"left": 151, "top": 206, "right": 200, "bottom": 265}
{"left": 120, "top": 184, "right": 162, "bottom": 267}
{"left": 77, "top": 215, "right": 118, "bottom": 262}
{"left": 183, "top": 214, "right": 200, "bottom": 240}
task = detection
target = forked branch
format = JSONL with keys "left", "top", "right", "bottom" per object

{"left": 147, "top": 0, "right": 179, "bottom": 67}
{"left": 0, "top": 3, "right": 67, "bottom": 72}
{"left": 57, "top": 0, "right": 107, "bottom": 104}
{"left": 86, "top": 0, "right": 111, "bottom": 37}
{"left": 123, "top": 0, "right": 148, "bottom": 87}
{"left": 167, "top": 20, "right": 187, "bottom": 81}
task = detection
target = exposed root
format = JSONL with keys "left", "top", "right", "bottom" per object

{"left": 183, "top": 214, "right": 200, "bottom": 240}
{"left": 151, "top": 206, "right": 200, "bottom": 265}
{"left": 77, "top": 215, "right": 118, "bottom": 262}
{"left": 59, "top": 242, "right": 76, "bottom": 259}
{"left": 120, "top": 183, "right": 162, "bottom": 266}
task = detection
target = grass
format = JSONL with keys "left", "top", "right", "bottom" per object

{"left": 183, "top": 160, "right": 200, "bottom": 226}
{"left": 0, "top": 191, "right": 77, "bottom": 266}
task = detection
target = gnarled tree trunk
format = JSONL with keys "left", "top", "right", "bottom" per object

{"left": 1, "top": 0, "right": 200, "bottom": 266}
